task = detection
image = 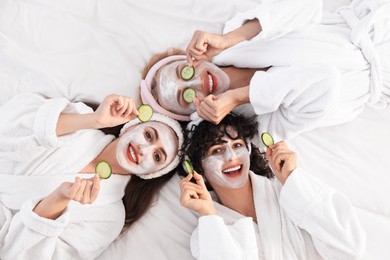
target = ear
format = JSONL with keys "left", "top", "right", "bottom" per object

{"left": 246, "top": 139, "right": 252, "bottom": 154}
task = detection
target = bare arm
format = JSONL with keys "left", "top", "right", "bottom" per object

{"left": 195, "top": 86, "right": 250, "bottom": 124}
{"left": 33, "top": 175, "right": 100, "bottom": 219}
{"left": 187, "top": 19, "right": 261, "bottom": 66}
{"left": 56, "top": 94, "right": 138, "bottom": 136}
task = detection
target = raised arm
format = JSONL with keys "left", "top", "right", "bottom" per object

{"left": 186, "top": 19, "right": 261, "bottom": 66}
{"left": 56, "top": 94, "right": 138, "bottom": 136}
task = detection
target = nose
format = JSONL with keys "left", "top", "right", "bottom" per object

{"left": 137, "top": 143, "right": 154, "bottom": 157}
{"left": 184, "top": 76, "right": 202, "bottom": 88}
{"left": 223, "top": 146, "right": 237, "bottom": 161}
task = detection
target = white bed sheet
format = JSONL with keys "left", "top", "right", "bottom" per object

{"left": 1, "top": 0, "right": 389, "bottom": 259}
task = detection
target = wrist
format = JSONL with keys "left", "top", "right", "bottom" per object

{"left": 33, "top": 190, "right": 71, "bottom": 219}
{"left": 199, "top": 204, "right": 216, "bottom": 216}
{"left": 229, "top": 87, "right": 250, "bottom": 106}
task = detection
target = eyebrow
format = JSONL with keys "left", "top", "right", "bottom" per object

{"left": 151, "top": 127, "right": 159, "bottom": 141}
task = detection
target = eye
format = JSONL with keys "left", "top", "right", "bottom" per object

{"left": 211, "top": 148, "right": 222, "bottom": 155}
{"left": 145, "top": 131, "right": 152, "bottom": 142}
{"left": 180, "top": 66, "right": 195, "bottom": 81}
{"left": 233, "top": 143, "right": 243, "bottom": 149}
{"left": 154, "top": 151, "right": 161, "bottom": 162}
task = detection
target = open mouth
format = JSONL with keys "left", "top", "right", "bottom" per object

{"left": 222, "top": 164, "right": 242, "bottom": 177}
{"left": 207, "top": 72, "right": 217, "bottom": 94}
{"left": 127, "top": 144, "right": 139, "bottom": 164}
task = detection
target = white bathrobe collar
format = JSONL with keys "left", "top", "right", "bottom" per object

{"left": 212, "top": 171, "right": 283, "bottom": 259}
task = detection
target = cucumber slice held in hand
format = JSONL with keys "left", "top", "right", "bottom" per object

{"left": 181, "top": 65, "right": 195, "bottom": 80}
{"left": 137, "top": 104, "right": 154, "bottom": 122}
{"left": 96, "top": 161, "right": 112, "bottom": 179}
{"left": 261, "top": 132, "right": 274, "bottom": 147}
{"left": 183, "top": 88, "right": 196, "bottom": 103}
{"left": 183, "top": 159, "right": 194, "bottom": 175}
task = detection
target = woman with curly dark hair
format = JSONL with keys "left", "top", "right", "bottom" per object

{"left": 179, "top": 113, "right": 365, "bottom": 260}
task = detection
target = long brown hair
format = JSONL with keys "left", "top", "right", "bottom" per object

{"left": 122, "top": 171, "right": 175, "bottom": 231}
{"left": 83, "top": 101, "right": 177, "bottom": 231}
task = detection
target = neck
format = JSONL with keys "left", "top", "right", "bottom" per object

{"left": 87, "top": 139, "right": 128, "bottom": 174}
{"left": 221, "top": 66, "right": 266, "bottom": 90}
{"left": 213, "top": 176, "right": 257, "bottom": 222}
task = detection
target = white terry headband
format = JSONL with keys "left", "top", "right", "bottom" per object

{"left": 140, "top": 55, "right": 191, "bottom": 121}
{"left": 120, "top": 113, "right": 184, "bottom": 179}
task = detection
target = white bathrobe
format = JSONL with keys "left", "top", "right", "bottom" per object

{"left": 214, "top": 0, "right": 390, "bottom": 140}
{"left": 0, "top": 93, "right": 130, "bottom": 260}
{"left": 190, "top": 170, "right": 366, "bottom": 260}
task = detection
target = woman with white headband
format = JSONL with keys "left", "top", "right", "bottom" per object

{"left": 0, "top": 93, "right": 183, "bottom": 260}
{"left": 179, "top": 114, "right": 365, "bottom": 260}
{"left": 140, "top": 0, "right": 390, "bottom": 140}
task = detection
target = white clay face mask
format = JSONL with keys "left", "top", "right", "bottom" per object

{"left": 116, "top": 122, "right": 177, "bottom": 175}
{"left": 201, "top": 140, "right": 250, "bottom": 189}
{"left": 158, "top": 60, "right": 200, "bottom": 115}
{"left": 157, "top": 60, "right": 230, "bottom": 115}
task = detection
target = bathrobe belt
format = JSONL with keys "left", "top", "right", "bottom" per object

{"left": 338, "top": 0, "right": 390, "bottom": 107}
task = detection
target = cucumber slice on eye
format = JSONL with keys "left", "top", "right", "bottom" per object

{"left": 181, "top": 65, "right": 195, "bottom": 80}
{"left": 183, "top": 159, "right": 194, "bottom": 175}
{"left": 137, "top": 104, "right": 154, "bottom": 122}
{"left": 96, "top": 161, "right": 112, "bottom": 179}
{"left": 183, "top": 88, "right": 196, "bottom": 103}
{"left": 261, "top": 132, "right": 274, "bottom": 147}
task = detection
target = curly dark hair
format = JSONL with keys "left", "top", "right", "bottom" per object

{"left": 179, "top": 114, "right": 273, "bottom": 185}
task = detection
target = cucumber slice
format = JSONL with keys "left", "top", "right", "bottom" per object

{"left": 261, "top": 132, "right": 274, "bottom": 147}
{"left": 181, "top": 66, "right": 195, "bottom": 80}
{"left": 96, "top": 161, "right": 112, "bottom": 179}
{"left": 183, "top": 159, "right": 194, "bottom": 175}
{"left": 183, "top": 88, "right": 196, "bottom": 103}
{"left": 137, "top": 104, "right": 154, "bottom": 122}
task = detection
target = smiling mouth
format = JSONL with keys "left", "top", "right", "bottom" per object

{"left": 127, "top": 144, "right": 139, "bottom": 164}
{"left": 222, "top": 164, "right": 242, "bottom": 177}
{"left": 207, "top": 72, "right": 217, "bottom": 94}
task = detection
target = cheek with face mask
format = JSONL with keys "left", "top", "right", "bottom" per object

{"left": 201, "top": 145, "right": 250, "bottom": 189}
{"left": 158, "top": 61, "right": 201, "bottom": 115}
{"left": 116, "top": 131, "right": 160, "bottom": 175}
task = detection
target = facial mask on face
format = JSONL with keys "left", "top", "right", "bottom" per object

{"left": 158, "top": 61, "right": 200, "bottom": 114}
{"left": 201, "top": 140, "right": 250, "bottom": 189}
{"left": 116, "top": 122, "right": 177, "bottom": 175}
{"left": 157, "top": 60, "right": 230, "bottom": 115}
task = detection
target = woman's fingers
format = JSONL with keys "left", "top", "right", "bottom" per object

{"left": 192, "top": 171, "right": 207, "bottom": 190}
{"left": 67, "top": 175, "right": 100, "bottom": 204}
{"left": 267, "top": 141, "right": 297, "bottom": 182}
{"left": 81, "top": 180, "right": 93, "bottom": 204}
{"left": 180, "top": 181, "right": 203, "bottom": 194}
{"left": 73, "top": 179, "right": 87, "bottom": 202}
{"left": 117, "top": 96, "right": 128, "bottom": 116}
{"left": 89, "top": 174, "right": 100, "bottom": 203}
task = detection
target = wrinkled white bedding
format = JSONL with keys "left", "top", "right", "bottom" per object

{"left": 1, "top": 0, "right": 388, "bottom": 259}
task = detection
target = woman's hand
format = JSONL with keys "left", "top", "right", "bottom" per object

{"left": 187, "top": 19, "right": 261, "bottom": 66}
{"left": 195, "top": 87, "right": 249, "bottom": 124}
{"left": 186, "top": 30, "right": 229, "bottom": 67}
{"left": 94, "top": 94, "right": 138, "bottom": 128}
{"left": 179, "top": 171, "right": 216, "bottom": 216}
{"left": 56, "top": 174, "right": 101, "bottom": 204}
{"left": 266, "top": 141, "right": 297, "bottom": 185}
{"left": 33, "top": 174, "right": 101, "bottom": 219}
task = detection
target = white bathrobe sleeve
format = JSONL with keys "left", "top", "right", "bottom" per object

{"left": 249, "top": 63, "right": 340, "bottom": 140}
{"left": 279, "top": 168, "right": 366, "bottom": 260}
{"left": 1, "top": 198, "right": 125, "bottom": 260}
{"left": 0, "top": 92, "right": 93, "bottom": 151}
{"left": 190, "top": 215, "right": 258, "bottom": 260}
{"left": 223, "top": 0, "right": 322, "bottom": 41}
